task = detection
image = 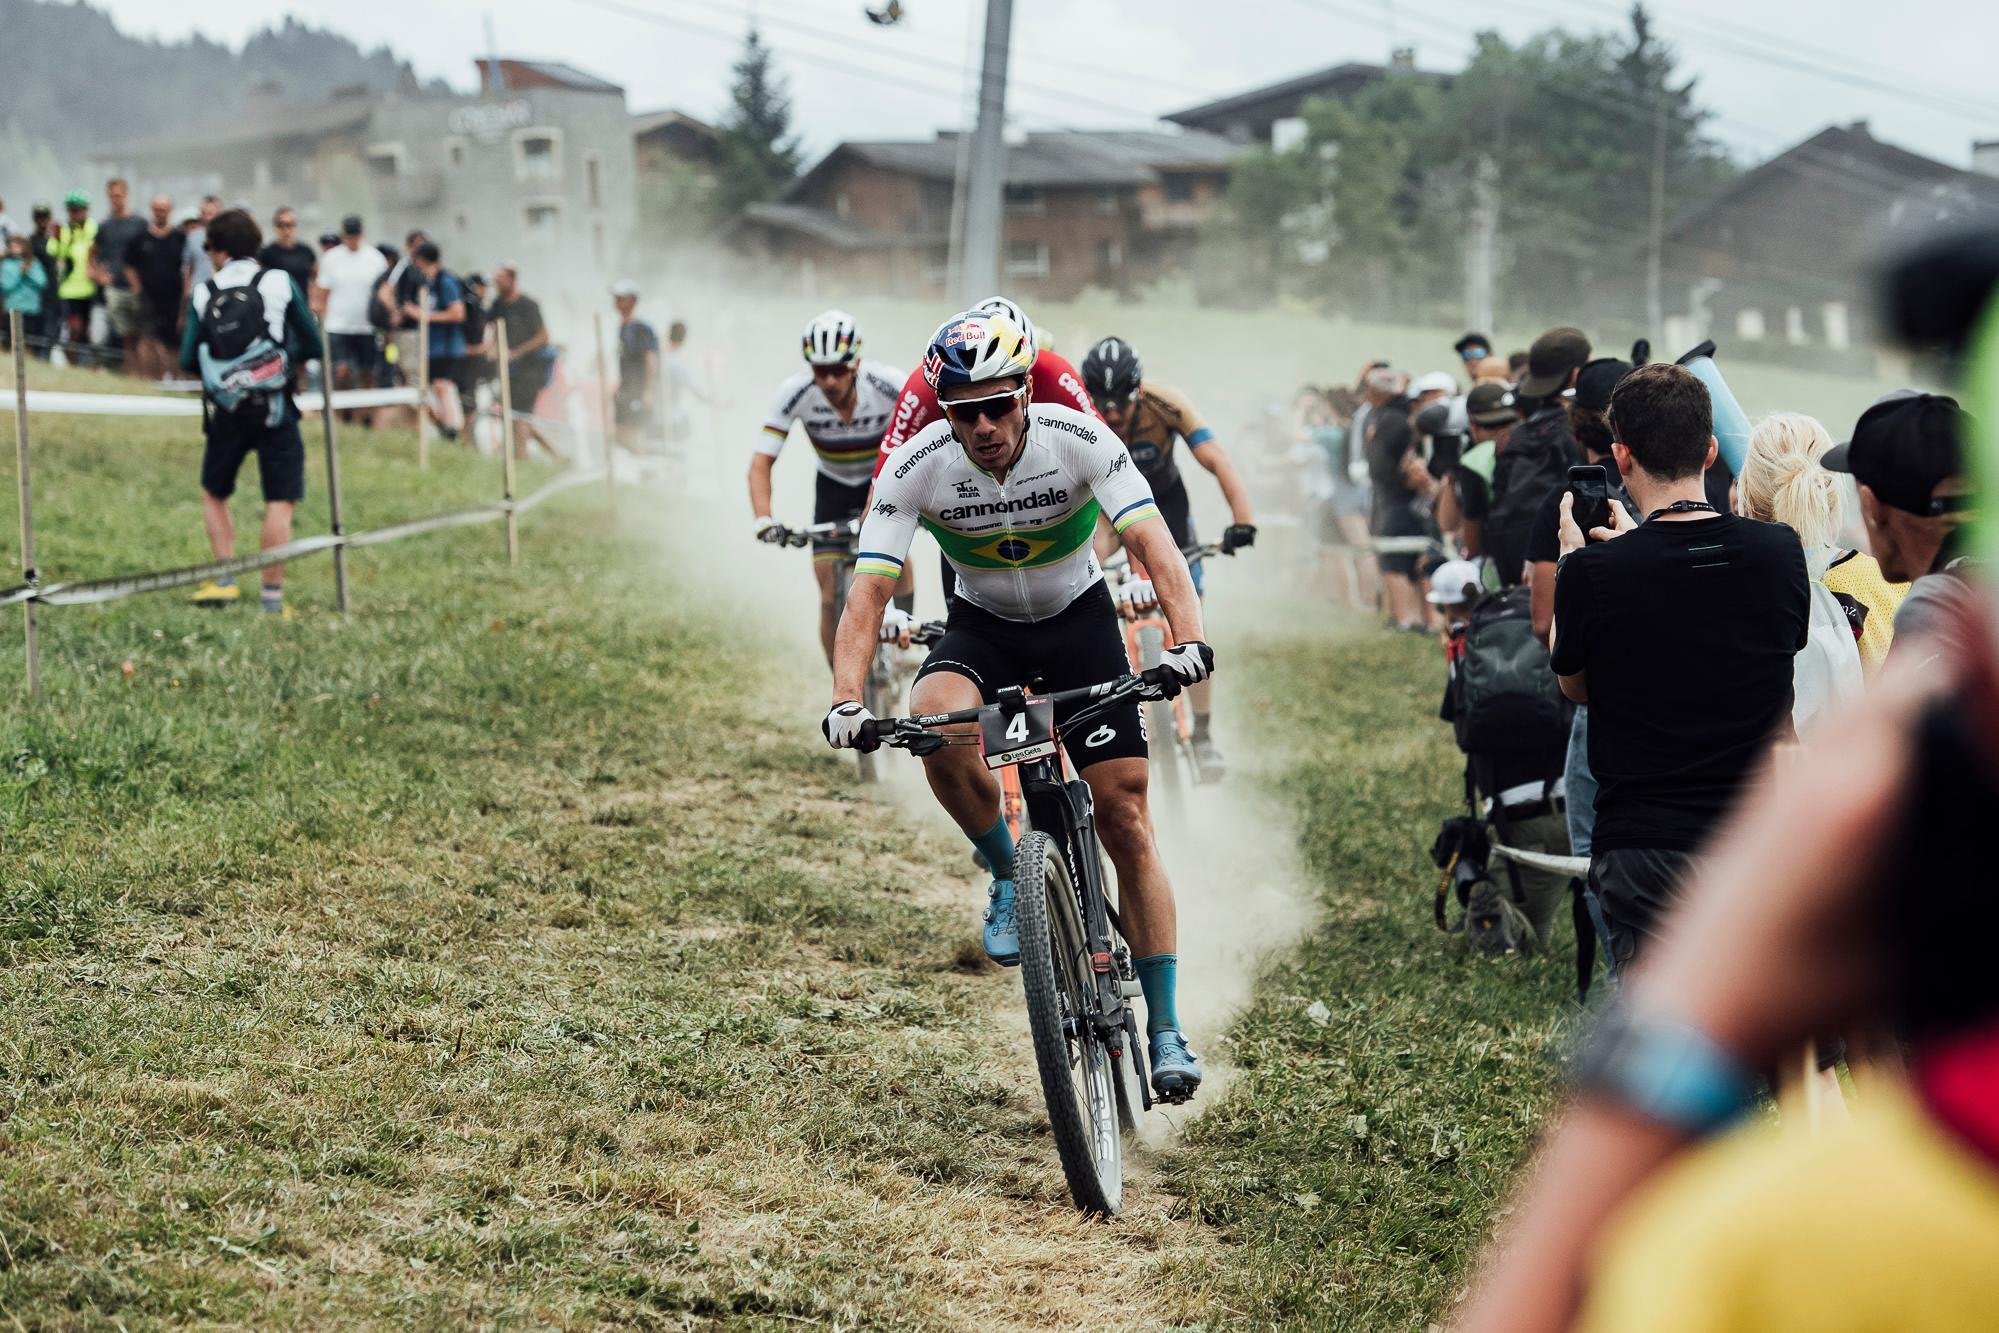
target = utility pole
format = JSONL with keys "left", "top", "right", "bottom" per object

{"left": 1645, "top": 92, "right": 1667, "bottom": 339}
{"left": 957, "top": 0, "right": 1015, "bottom": 302}
{"left": 1464, "top": 154, "right": 1498, "bottom": 338}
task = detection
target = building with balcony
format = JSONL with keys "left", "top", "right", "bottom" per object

{"left": 731, "top": 128, "right": 1240, "bottom": 300}
{"left": 95, "top": 59, "right": 638, "bottom": 282}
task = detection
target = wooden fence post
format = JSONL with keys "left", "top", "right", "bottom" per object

{"left": 496, "top": 318, "right": 519, "bottom": 564}
{"left": 319, "top": 324, "right": 351, "bottom": 614}
{"left": 10, "top": 311, "right": 41, "bottom": 702}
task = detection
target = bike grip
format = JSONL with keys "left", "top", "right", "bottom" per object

{"left": 855, "top": 719, "right": 883, "bottom": 752}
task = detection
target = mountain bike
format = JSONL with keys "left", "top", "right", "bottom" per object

{"left": 771, "top": 519, "right": 916, "bottom": 783}
{"left": 861, "top": 665, "right": 1188, "bottom": 1216}
{"left": 1104, "top": 542, "right": 1232, "bottom": 800}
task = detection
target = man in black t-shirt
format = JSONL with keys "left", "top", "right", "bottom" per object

{"left": 120, "top": 193, "right": 185, "bottom": 379}
{"left": 1362, "top": 368, "right": 1430, "bottom": 630}
{"left": 486, "top": 263, "right": 558, "bottom": 460}
{"left": 256, "top": 207, "right": 317, "bottom": 294}
{"left": 1550, "top": 363, "right": 1807, "bottom": 978}
{"left": 612, "top": 279, "right": 660, "bottom": 454}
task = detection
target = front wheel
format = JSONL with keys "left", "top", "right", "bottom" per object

{"left": 1014, "top": 830, "right": 1123, "bottom": 1216}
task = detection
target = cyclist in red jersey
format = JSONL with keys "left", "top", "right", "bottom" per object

{"left": 871, "top": 296, "right": 1099, "bottom": 480}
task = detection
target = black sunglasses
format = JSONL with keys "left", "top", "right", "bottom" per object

{"left": 1088, "top": 391, "right": 1136, "bottom": 413}
{"left": 942, "top": 387, "right": 1026, "bottom": 426}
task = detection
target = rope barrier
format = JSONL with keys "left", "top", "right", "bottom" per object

{"left": 0, "top": 386, "right": 420, "bottom": 417}
{"left": 1487, "top": 835, "right": 1591, "bottom": 878}
{"left": 0, "top": 464, "right": 609, "bottom": 609}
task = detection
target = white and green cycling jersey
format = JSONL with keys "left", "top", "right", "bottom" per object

{"left": 856, "top": 403, "right": 1162, "bottom": 622}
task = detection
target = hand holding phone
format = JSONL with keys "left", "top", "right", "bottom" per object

{"left": 1568, "top": 464, "right": 1610, "bottom": 540}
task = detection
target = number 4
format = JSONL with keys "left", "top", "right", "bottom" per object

{"left": 1005, "top": 711, "right": 1029, "bottom": 744}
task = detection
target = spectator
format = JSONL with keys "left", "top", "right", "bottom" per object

{"left": 1460, "top": 622, "right": 1999, "bottom": 1333}
{"left": 1823, "top": 391, "right": 1978, "bottom": 664}
{"left": 1454, "top": 331, "right": 1492, "bottom": 368}
{"left": 257, "top": 207, "right": 317, "bottom": 293}
{"left": 25, "top": 205, "right": 58, "bottom": 350}
{"left": 1485, "top": 326, "right": 1589, "bottom": 587}
{"left": 0, "top": 196, "right": 14, "bottom": 250}
{"left": 180, "top": 194, "right": 221, "bottom": 305}
{"left": 179, "top": 208, "right": 320, "bottom": 617}
{"left": 400, "top": 240, "right": 466, "bottom": 440}
{"left": 1736, "top": 413, "right": 1865, "bottom": 734}
{"left": 92, "top": 177, "right": 146, "bottom": 367}
{"left": 488, "top": 262, "right": 558, "bottom": 459}
{"left": 661, "top": 317, "right": 706, "bottom": 448}
{"left": 1362, "top": 366, "right": 1430, "bottom": 631}
{"left": 377, "top": 229, "right": 429, "bottom": 384}
{"left": 46, "top": 190, "right": 98, "bottom": 353}
{"left": 1440, "top": 380, "right": 1522, "bottom": 559}
{"left": 456, "top": 271, "right": 492, "bottom": 427}
{"left": 1470, "top": 354, "right": 1511, "bottom": 384}
{"left": 612, "top": 279, "right": 660, "bottom": 455}
{"left": 312, "top": 215, "right": 388, "bottom": 413}
{"left": 121, "top": 194, "right": 184, "bottom": 381}
{"left": 1, "top": 233, "right": 50, "bottom": 353}
{"left": 1507, "top": 349, "right": 1530, "bottom": 380}
{"left": 1526, "top": 358, "right": 1633, "bottom": 868}
{"left": 1550, "top": 362, "right": 1807, "bottom": 979}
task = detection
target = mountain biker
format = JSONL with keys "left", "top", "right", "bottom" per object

{"left": 1079, "top": 335, "right": 1256, "bottom": 779}
{"left": 825, "top": 309, "right": 1214, "bottom": 1101}
{"left": 750, "top": 310, "right": 908, "bottom": 665}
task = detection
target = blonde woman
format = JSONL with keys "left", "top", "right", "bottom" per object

{"left": 1736, "top": 413, "right": 1868, "bottom": 731}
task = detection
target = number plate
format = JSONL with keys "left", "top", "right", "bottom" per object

{"left": 979, "top": 698, "right": 1057, "bottom": 769}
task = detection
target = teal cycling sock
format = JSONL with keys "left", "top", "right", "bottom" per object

{"left": 1135, "top": 953, "right": 1180, "bottom": 1035}
{"left": 970, "top": 817, "right": 1015, "bottom": 881}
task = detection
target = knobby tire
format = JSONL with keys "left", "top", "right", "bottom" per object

{"left": 1014, "top": 830, "right": 1123, "bottom": 1216}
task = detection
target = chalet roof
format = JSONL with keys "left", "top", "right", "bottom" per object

{"left": 489, "top": 58, "right": 623, "bottom": 95}
{"left": 631, "top": 108, "right": 721, "bottom": 142}
{"left": 97, "top": 99, "right": 376, "bottom": 160}
{"left": 1666, "top": 122, "right": 1999, "bottom": 242}
{"left": 785, "top": 127, "right": 1240, "bottom": 198}
{"left": 740, "top": 202, "right": 896, "bottom": 251}
{"left": 1163, "top": 60, "right": 1447, "bottom": 128}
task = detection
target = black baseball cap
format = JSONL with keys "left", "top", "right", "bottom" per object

{"left": 1466, "top": 381, "right": 1520, "bottom": 427}
{"left": 1518, "top": 326, "right": 1592, "bottom": 398}
{"left": 1822, "top": 390, "right": 1970, "bottom": 516}
{"left": 1454, "top": 331, "right": 1491, "bottom": 358}
{"left": 1574, "top": 358, "right": 1634, "bottom": 415}
{"left": 340, "top": 213, "right": 364, "bottom": 236}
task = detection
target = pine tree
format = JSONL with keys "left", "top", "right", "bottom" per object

{"left": 714, "top": 26, "right": 803, "bottom": 220}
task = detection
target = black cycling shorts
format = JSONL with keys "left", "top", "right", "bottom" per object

{"left": 201, "top": 410, "right": 306, "bottom": 504}
{"left": 813, "top": 471, "right": 870, "bottom": 557}
{"left": 915, "top": 580, "right": 1147, "bottom": 768}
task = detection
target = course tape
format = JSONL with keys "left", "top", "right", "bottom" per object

{"left": 1488, "top": 836, "right": 1591, "bottom": 878}
{"left": 0, "top": 386, "right": 420, "bottom": 417}
{"left": 0, "top": 466, "right": 607, "bottom": 609}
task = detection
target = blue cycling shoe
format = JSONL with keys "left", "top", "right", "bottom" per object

{"left": 983, "top": 879, "right": 1020, "bottom": 967}
{"left": 1148, "top": 1029, "right": 1203, "bottom": 1102}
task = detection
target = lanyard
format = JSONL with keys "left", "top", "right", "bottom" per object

{"left": 1645, "top": 499, "right": 1717, "bottom": 523}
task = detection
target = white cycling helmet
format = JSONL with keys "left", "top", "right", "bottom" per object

{"left": 972, "top": 295, "right": 1037, "bottom": 369}
{"left": 801, "top": 309, "right": 863, "bottom": 366}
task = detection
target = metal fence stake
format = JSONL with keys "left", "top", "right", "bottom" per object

{"left": 319, "top": 324, "right": 351, "bottom": 614}
{"left": 496, "top": 318, "right": 518, "bottom": 564}
{"left": 416, "top": 295, "right": 431, "bottom": 470}
{"left": 10, "top": 311, "right": 41, "bottom": 701}
{"left": 594, "top": 312, "right": 617, "bottom": 514}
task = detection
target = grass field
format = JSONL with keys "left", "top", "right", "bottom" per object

{"left": 0, "top": 349, "right": 1837, "bottom": 1327}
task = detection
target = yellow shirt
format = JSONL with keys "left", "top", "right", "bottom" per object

{"left": 1821, "top": 549, "right": 1907, "bottom": 672}
{"left": 1580, "top": 1089, "right": 1999, "bottom": 1333}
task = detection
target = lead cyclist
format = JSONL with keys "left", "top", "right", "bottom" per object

{"left": 822, "top": 309, "right": 1213, "bottom": 1100}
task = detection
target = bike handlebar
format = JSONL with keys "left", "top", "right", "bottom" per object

{"left": 857, "top": 665, "right": 1183, "bottom": 754}
{"left": 1102, "top": 541, "right": 1229, "bottom": 575}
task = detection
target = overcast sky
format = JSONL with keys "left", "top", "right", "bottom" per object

{"left": 91, "top": 0, "right": 1999, "bottom": 170}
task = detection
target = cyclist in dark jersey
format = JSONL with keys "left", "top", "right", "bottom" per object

{"left": 1080, "top": 336, "right": 1256, "bottom": 779}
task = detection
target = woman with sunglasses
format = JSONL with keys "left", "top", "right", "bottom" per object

{"left": 821, "top": 308, "right": 1215, "bottom": 1103}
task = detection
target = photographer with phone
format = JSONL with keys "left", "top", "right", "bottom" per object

{"left": 1548, "top": 363, "right": 1808, "bottom": 980}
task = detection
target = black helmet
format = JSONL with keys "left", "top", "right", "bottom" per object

{"left": 1080, "top": 336, "right": 1142, "bottom": 405}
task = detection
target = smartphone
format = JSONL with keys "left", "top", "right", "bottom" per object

{"left": 1568, "top": 464, "right": 1610, "bottom": 538}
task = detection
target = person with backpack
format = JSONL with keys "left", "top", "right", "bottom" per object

{"left": 1483, "top": 327, "right": 1590, "bottom": 587}
{"left": 1434, "top": 558, "right": 1579, "bottom": 961}
{"left": 177, "top": 209, "right": 321, "bottom": 617}
{"left": 397, "top": 240, "right": 467, "bottom": 442}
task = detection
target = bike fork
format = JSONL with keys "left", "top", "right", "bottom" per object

{"left": 1067, "top": 780, "right": 1150, "bottom": 1109}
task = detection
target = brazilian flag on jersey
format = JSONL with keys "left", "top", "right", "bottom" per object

{"left": 923, "top": 499, "right": 1102, "bottom": 570}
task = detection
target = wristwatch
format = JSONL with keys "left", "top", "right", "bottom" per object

{"left": 1571, "top": 1006, "right": 1760, "bottom": 1138}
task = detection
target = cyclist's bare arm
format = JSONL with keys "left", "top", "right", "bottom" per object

{"left": 831, "top": 572, "right": 896, "bottom": 702}
{"left": 748, "top": 451, "right": 776, "bottom": 519}
{"left": 1120, "top": 517, "right": 1205, "bottom": 646}
{"left": 1189, "top": 439, "right": 1256, "bottom": 527}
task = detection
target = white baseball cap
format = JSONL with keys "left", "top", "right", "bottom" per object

{"left": 610, "top": 279, "right": 640, "bottom": 298}
{"left": 1426, "top": 558, "right": 1484, "bottom": 605}
{"left": 1410, "top": 370, "right": 1458, "bottom": 398}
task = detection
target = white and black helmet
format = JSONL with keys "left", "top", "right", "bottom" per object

{"left": 972, "top": 296, "right": 1037, "bottom": 369}
{"left": 801, "top": 310, "right": 863, "bottom": 366}
{"left": 1081, "top": 336, "right": 1143, "bottom": 402}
